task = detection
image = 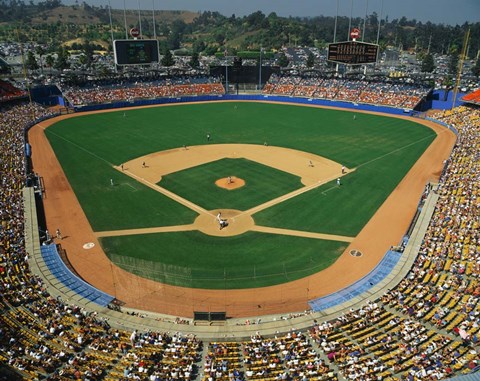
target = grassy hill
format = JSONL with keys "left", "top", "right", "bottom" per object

{"left": 31, "top": 5, "right": 103, "bottom": 24}
{"left": 27, "top": 5, "right": 198, "bottom": 26}
{"left": 110, "top": 9, "right": 199, "bottom": 28}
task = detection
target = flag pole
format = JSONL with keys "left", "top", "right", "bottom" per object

{"left": 258, "top": 47, "right": 262, "bottom": 91}
{"left": 348, "top": 0, "right": 353, "bottom": 40}
{"left": 137, "top": 0, "right": 142, "bottom": 38}
{"left": 225, "top": 47, "right": 228, "bottom": 95}
{"left": 333, "top": 0, "right": 339, "bottom": 43}
{"left": 107, "top": 0, "right": 116, "bottom": 73}
{"left": 123, "top": 0, "right": 128, "bottom": 39}
{"left": 152, "top": 0, "right": 156, "bottom": 40}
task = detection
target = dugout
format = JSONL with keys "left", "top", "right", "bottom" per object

{"left": 194, "top": 311, "right": 227, "bottom": 323}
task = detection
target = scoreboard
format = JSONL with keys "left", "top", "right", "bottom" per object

{"left": 114, "top": 39, "right": 159, "bottom": 66}
{"left": 327, "top": 41, "right": 379, "bottom": 65}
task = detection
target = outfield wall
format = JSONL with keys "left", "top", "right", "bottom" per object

{"left": 72, "top": 94, "right": 414, "bottom": 116}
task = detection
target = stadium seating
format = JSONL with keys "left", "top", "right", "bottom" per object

{"left": 1, "top": 95, "right": 479, "bottom": 380}
{"left": 61, "top": 76, "right": 225, "bottom": 106}
{"left": 0, "top": 79, "right": 27, "bottom": 102}
{"left": 263, "top": 74, "right": 431, "bottom": 109}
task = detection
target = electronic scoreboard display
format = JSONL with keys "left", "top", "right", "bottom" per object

{"left": 327, "top": 41, "right": 379, "bottom": 65}
{"left": 114, "top": 39, "right": 159, "bottom": 65}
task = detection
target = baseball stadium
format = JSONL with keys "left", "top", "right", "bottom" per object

{"left": 1, "top": 3, "right": 480, "bottom": 381}
{"left": 30, "top": 99, "right": 449, "bottom": 314}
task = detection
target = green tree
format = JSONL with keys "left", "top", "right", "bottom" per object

{"left": 421, "top": 53, "right": 435, "bottom": 73}
{"left": 448, "top": 50, "right": 459, "bottom": 76}
{"left": 443, "top": 75, "right": 453, "bottom": 90}
{"left": 204, "top": 45, "right": 218, "bottom": 56}
{"left": 78, "top": 53, "right": 88, "bottom": 67}
{"left": 213, "top": 31, "right": 225, "bottom": 45}
{"left": 246, "top": 11, "right": 265, "bottom": 28}
{"left": 277, "top": 51, "right": 289, "bottom": 68}
{"left": 45, "top": 54, "right": 54, "bottom": 74}
{"left": 98, "top": 65, "right": 112, "bottom": 78}
{"left": 189, "top": 52, "right": 200, "bottom": 69}
{"left": 472, "top": 60, "right": 480, "bottom": 77}
{"left": 54, "top": 46, "right": 69, "bottom": 71}
{"left": 36, "top": 45, "right": 46, "bottom": 74}
{"left": 192, "top": 39, "right": 206, "bottom": 54}
{"left": 306, "top": 52, "right": 315, "bottom": 68}
{"left": 167, "top": 32, "right": 182, "bottom": 50}
{"left": 26, "top": 50, "right": 39, "bottom": 71}
{"left": 161, "top": 48, "right": 175, "bottom": 67}
{"left": 81, "top": 42, "right": 94, "bottom": 68}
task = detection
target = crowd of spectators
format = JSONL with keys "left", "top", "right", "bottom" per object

{"left": 61, "top": 76, "right": 224, "bottom": 106}
{"left": 242, "top": 331, "right": 336, "bottom": 380}
{"left": 59, "top": 72, "right": 432, "bottom": 110}
{"left": 1, "top": 95, "right": 479, "bottom": 380}
{"left": 307, "top": 105, "right": 480, "bottom": 381}
{"left": 263, "top": 74, "right": 431, "bottom": 109}
{"left": 0, "top": 101, "right": 205, "bottom": 380}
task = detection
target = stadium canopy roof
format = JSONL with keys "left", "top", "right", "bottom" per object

{"left": 462, "top": 88, "right": 480, "bottom": 105}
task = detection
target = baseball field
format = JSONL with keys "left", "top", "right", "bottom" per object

{"left": 42, "top": 101, "right": 436, "bottom": 290}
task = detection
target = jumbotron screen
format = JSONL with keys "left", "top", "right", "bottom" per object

{"left": 327, "top": 41, "right": 379, "bottom": 65}
{"left": 114, "top": 39, "right": 159, "bottom": 65}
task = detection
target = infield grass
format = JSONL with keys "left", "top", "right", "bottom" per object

{"left": 45, "top": 101, "right": 437, "bottom": 288}
{"left": 160, "top": 158, "right": 302, "bottom": 211}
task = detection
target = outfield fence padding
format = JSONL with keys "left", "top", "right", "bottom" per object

{"left": 72, "top": 94, "right": 416, "bottom": 116}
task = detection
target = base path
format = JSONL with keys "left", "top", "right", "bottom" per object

{"left": 120, "top": 143, "right": 347, "bottom": 187}
{"left": 28, "top": 102, "right": 456, "bottom": 318}
{"left": 114, "top": 143, "right": 350, "bottom": 238}
{"left": 251, "top": 225, "right": 354, "bottom": 242}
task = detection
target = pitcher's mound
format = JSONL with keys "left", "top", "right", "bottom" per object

{"left": 215, "top": 177, "right": 245, "bottom": 190}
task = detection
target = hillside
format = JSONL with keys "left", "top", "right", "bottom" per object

{"left": 111, "top": 9, "right": 199, "bottom": 27}
{"left": 29, "top": 5, "right": 103, "bottom": 25}
{"left": 0, "top": 3, "right": 198, "bottom": 27}
{"left": 0, "top": 1, "right": 477, "bottom": 60}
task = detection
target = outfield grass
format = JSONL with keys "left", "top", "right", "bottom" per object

{"left": 254, "top": 131, "right": 435, "bottom": 236}
{"left": 47, "top": 102, "right": 435, "bottom": 167}
{"left": 45, "top": 102, "right": 437, "bottom": 288}
{"left": 102, "top": 231, "right": 347, "bottom": 289}
{"left": 46, "top": 130, "right": 197, "bottom": 231}
{"left": 160, "top": 158, "right": 302, "bottom": 211}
